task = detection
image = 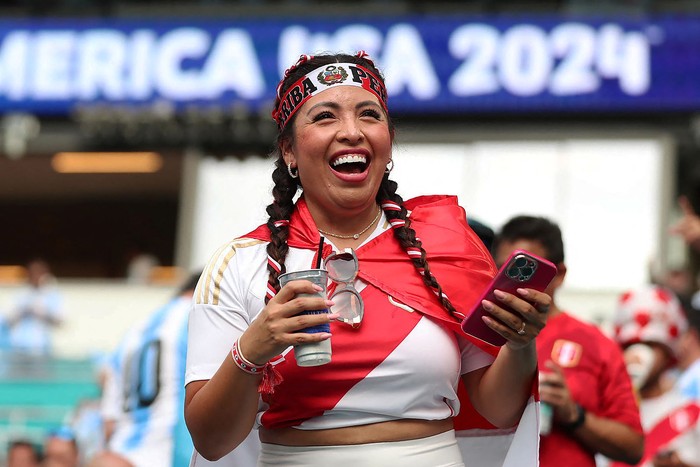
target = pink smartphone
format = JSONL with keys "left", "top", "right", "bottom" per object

{"left": 461, "top": 249, "right": 557, "bottom": 347}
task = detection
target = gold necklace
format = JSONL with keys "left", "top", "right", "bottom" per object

{"left": 317, "top": 207, "right": 382, "bottom": 240}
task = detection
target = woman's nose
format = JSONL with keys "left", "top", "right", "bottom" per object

{"left": 337, "top": 118, "right": 364, "bottom": 143}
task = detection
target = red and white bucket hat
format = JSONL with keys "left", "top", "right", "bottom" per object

{"left": 612, "top": 285, "right": 688, "bottom": 360}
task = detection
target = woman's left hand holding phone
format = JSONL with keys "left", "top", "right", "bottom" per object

{"left": 482, "top": 287, "right": 551, "bottom": 350}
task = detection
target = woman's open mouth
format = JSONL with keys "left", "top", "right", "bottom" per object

{"left": 330, "top": 154, "right": 369, "bottom": 175}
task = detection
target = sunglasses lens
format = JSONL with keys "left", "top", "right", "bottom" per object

{"left": 326, "top": 253, "right": 357, "bottom": 282}
{"left": 331, "top": 288, "right": 363, "bottom": 328}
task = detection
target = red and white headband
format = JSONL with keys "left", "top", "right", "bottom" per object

{"left": 271, "top": 62, "right": 388, "bottom": 131}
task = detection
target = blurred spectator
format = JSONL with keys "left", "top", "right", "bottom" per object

{"left": 125, "top": 246, "right": 159, "bottom": 285}
{"left": 93, "top": 272, "right": 200, "bottom": 467}
{"left": 89, "top": 270, "right": 259, "bottom": 467}
{"left": 670, "top": 196, "right": 700, "bottom": 254}
{"left": 42, "top": 426, "right": 79, "bottom": 467}
{"left": 492, "top": 215, "right": 644, "bottom": 467}
{"left": 610, "top": 285, "right": 700, "bottom": 466}
{"left": 6, "top": 439, "right": 41, "bottom": 467}
{"left": 670, "top": 167, "right": 700, "bottom": 303}
{"left": 659, "top": 267, "right": 694, "bottom": 309}
{"left": 0, "top": 312, "right": 10, "bottom": 351}
{"left": 4, "top": 258, "right": 64, "bottom": 355}
{"left": 85, "top": 451, "right": 133, "bottom": 467}
{"left": 468, "top": 217, "right": 495, "bottom": 251}
{"left": 69, "top": 394, "right": 106, "bottom": 464}
{"left": 678, "top": 307, "right": 700, "bottom": 401}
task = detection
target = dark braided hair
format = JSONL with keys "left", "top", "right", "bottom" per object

{"left": 376, "top": 176, "right": 460, "bottom": 319}
{"left": 263, "top": 156, "right": 297, "bottom": 290}
{"left": 264, "top": 53, "right": 459, "bottom": 320}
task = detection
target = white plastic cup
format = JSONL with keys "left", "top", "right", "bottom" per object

{"left": 278, "top": 269, "right": 332, "bottom": 367}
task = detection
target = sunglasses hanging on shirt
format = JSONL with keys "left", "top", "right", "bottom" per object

{"left": 324, "top": 248, "right": 363, "bottom": 328}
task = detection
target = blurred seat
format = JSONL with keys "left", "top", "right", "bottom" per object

{"left": 0, "top": 265, "right": 27, "bottom": 285}
{"left": 0, "top": 352, "right": 100, "bottom": 450}
{"left": 149, "top": 265, "right": 185, "bottom": 285}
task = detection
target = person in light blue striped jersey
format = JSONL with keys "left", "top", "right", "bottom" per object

{"left": 89, "top": 271, "right": 260, "bottom": 467}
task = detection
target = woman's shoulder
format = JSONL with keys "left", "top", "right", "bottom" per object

{"left": 204, "top": 235, "right": 269, "bottom": 268}
{"left": 404, "top": 195, "right": 471, "bottom": 231}
{"left": 403, "top": 195, "right": 494, "bottom": 264}
{"left": 404, "top": 194, "right": 459, "bottom": 212}
{"left": 195, "top": 236, "right": 269, "bottom": 306}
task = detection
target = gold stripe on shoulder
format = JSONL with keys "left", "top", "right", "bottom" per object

{"left": 231, "top": 238, "right": 266, "bottom": 249}
{"left": 212, "top": 246, "right": 238, "bottom": 306}
{"left": 200, "top": 242, "right": 232, "bottom": 304}
{"left": 197, "top": 237, "right": 266, "bottom": 305}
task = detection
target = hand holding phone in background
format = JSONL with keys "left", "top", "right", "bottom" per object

{"left": 461, "top": 249, "right": 557, "bottom": 347}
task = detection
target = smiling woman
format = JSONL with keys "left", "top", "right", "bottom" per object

{"left": 183, "top": 52, "right": 551, "bottom": 467}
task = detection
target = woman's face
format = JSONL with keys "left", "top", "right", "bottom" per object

{"left": 282, "top": 85, "right": 392, "bottom": 219}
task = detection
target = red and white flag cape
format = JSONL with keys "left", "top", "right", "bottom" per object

{"left": 246, "top": 195, "right": 540, "bottom": 466}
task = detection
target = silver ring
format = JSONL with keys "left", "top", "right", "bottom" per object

{"left": 517, "top": 322, "right": 526, "bottom": 335}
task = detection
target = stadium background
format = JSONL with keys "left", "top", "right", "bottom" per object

{"left": 1, "top": 0, "right": 700, "bottom": 458}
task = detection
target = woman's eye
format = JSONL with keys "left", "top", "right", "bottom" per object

{"left": 312, "top": 111, "right": 334, "bottom": 122}
{"left": 361, "top": 108, "right": 382, "bottom": 119}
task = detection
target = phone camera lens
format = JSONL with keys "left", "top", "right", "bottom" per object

{"left": 520, "top": 267, "right": 534, "bottom": 279}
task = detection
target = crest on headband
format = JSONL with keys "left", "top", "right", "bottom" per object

{"left": 272, "top": 62, "right": 388, "bottom": 131}
{"left": 318, "top": 65, "right": 349, "bottom": 86}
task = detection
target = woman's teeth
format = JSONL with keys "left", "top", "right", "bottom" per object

{"left": 332, "top": 154, "right": 367, "bottom": 167}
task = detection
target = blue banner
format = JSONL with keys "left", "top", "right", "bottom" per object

{"left": 0, "top": 16, "right": 698, "bottom": 115}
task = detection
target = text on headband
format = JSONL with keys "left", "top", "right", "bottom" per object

{"left": 272, "top": 63, "right": 388, "bottom": 130}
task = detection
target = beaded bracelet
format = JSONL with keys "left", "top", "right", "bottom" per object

{"left": 231, "top": 338, "right": 266, "bottom": 375}
{"left": 231, "top": 338, "right": 284, "bottom": 395}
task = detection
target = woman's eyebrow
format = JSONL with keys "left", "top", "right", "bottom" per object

{"left": 305, "top": 100, "right": 381, "bottom": 116}
{"left": 356, "top": 100, "right": 381, "bottom": 109}
{"left": 306, "top": 101, "right": 340, "bottom": 115}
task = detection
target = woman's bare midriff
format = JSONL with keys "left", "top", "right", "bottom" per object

{"left": 259, "top": 418, "right": 454, "bottom": 446}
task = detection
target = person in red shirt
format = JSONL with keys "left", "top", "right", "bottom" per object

{"left": 493, "top": 215, "right": 644, "bottom": 467}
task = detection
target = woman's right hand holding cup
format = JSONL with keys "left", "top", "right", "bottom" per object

{"left": 239, "top": 279, "right": 335, "bottom": 366}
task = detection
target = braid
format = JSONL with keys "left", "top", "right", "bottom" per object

{"left": 376, "top": 177, "right": 460, "bottom": 319}
{"left": 264, "top": 157, "right": 298, "bottom": 303}
{"left": 264, "top": 51, "right": 394, "bottom": 303}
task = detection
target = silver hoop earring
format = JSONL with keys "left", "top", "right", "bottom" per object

{"left": 385, "top": 159, "right": 394, "bottom": 175}
{"left": 287, "top": 163, "right": 298, "bottom": 179}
